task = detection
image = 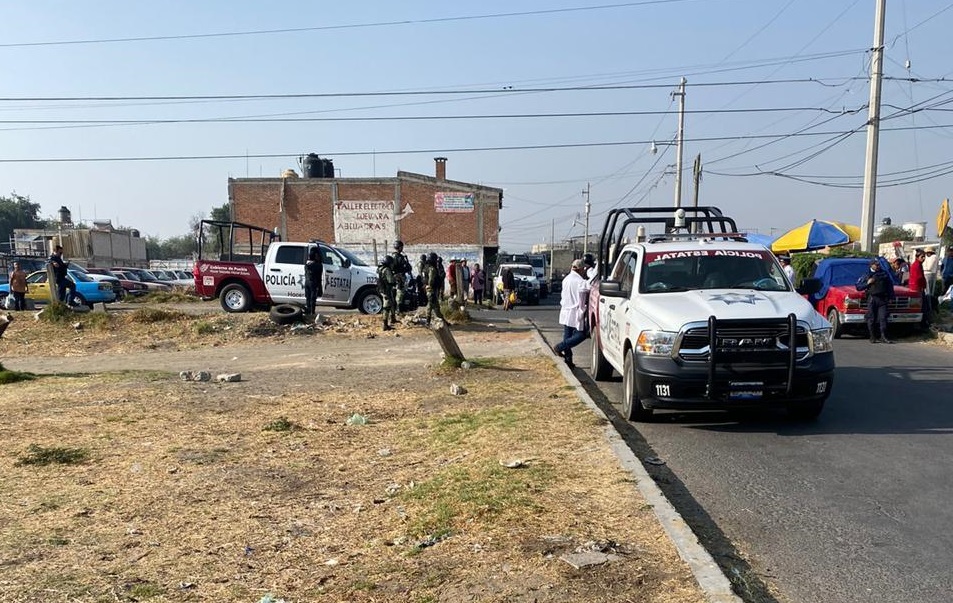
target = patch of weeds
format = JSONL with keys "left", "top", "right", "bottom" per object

{"left": 400, "top": 461, "right": 554, "bottom": 539}
{"left": 176, "top": 448, "right": 228, "bottom": 465}
{"left": 127, "top": 291, "right": 200, "bottom": 304}
{"left": 47, "top": 535, "right": 70, "bottom": 546}
{"left": 439, "top": 356, "right": 464, "bottom": 369}
{"left": 128, "top": 308, "right": 187, "bottom": 323}
{"left": 194, "top": 320, "right": 216, "bottom": 335}
{"left": 263, "top": 416, "right": 296, "bottom": 432}
{"left": 440, "top": 302, "right": 470, "bottom": 324}
{"left": 350, "top": 579, "right": 377, "bottom": 592}
{"left": 0, "top": 362, "right": 35, "bottom": 384}
{"left": 16, "top": 444, "right": 90, "bottom": 467}
{"left": 428, "top": 407, "right": 522, "bottom": 446}
{"left": 126, "top": 581, "right": 164, "bottom": 598}
{"left": 35, "top": 301, "right": 73, "bottom": 323}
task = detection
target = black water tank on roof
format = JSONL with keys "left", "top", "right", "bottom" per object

{"left": 301, "top": 153, "right": 323, "bottom": 178}
{"left": 321, "top": 158, "right": 335, "bottom": 178}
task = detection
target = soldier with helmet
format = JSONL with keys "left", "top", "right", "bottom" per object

{"left": 377, "top": 255, "right": 398, "bottom": 331}
{"left": 423, "top": 253, "right": 444, "bottom": 325}
{"left": 390, "top": 240, "right": 413, "bottom": 312}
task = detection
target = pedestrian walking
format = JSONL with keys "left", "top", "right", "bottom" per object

{"left": 553, "top": 259, "right": 592, "bottom": 368}
{"left": 470, "top": 263, "right": 485, "bottom": 305}
{"left": 460, "top": 260, "right": 471, "bottom": 300}
{"left": 9, "top": 262, "right": 28, "bottom": 311}
{"left": 501, "top": 266, "right": 516, "bottom": 311}
{"left": 856, "top": 259, "right": 894, "bottom": 344}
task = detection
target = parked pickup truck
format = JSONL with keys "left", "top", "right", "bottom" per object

{"left": 588, "top": 206, "right": 835, "bottom": 422}
{"left": 193, "top": 220, "right": 383, "bottom": 314}
{"left": 809, "top": 256, "right": 922, "bottom": 338}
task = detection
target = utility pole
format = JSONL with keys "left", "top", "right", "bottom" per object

{"left": 860, "top": 0, "right": 886, "bottom": 252}
{"left": 692, "top": 153, "right": 702, "bottom": 208}
{"left": 673, "top": 77, "right": 687, "bottom": 208}
{"left": 582, "top": 182, "right": 591, "bottom": 257}
{"left": 549, "top": 219, "right": 555, "bottom": 284}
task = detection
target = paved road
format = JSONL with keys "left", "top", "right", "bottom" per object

{"left": 509, "top": 300, "right": 953, "bottom": 603}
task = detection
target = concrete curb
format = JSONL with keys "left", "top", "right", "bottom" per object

{"left": 531, "top": 329, "right": 741, "bottom": 603}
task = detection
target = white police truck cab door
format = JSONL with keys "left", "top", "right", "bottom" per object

{"left": 319, "top": 244, "right": 351, "bottom": 303}
{"left": 267, "top": 243, "right": 307, "bottom": 304}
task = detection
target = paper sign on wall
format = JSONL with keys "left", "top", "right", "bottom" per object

{"left": 434, "top": 192, "right": 474, "bottom": 213}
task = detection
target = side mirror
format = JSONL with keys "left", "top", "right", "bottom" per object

{"left": 342, "top": 258, "right": 351, "bottom": 268}
{"left": 599, "top": 280, "right": 626, "bottom": 298}
{"left": 797, "top": 277, "right": 822, "bottom": 296}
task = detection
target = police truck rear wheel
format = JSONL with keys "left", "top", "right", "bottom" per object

{"left": 357, "top": 290, "right": 383, "bottom": 315}
{"left": 220, "top": 283, "right": 252, "bottom": 313}
{"left": 622, "top": 349, "right": 653, "bottom": 421}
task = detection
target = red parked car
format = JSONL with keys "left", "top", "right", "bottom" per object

{"left": 810, "top": 257, "right": 922, "bottom": 338}
{"left": 86, "top": 268, "right": 149, "bottom": 298}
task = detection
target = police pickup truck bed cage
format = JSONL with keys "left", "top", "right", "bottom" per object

{"left": 595, "top": 206, "right": 743, "bottom": 278}
{"left": 197, "top": 220, "right": 279, "bottom": 264}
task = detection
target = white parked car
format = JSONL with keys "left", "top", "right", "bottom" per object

{"left": 492, "top": 263, "right": 540, "bottom": 305}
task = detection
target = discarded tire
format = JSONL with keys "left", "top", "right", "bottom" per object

{"left": 269, "top": 304, "right": 304, "bottom": 325}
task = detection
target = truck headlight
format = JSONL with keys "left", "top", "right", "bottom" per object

{"left": 908, "top": 296, "right": 922, "bottom": 309}
{"left": 636, "top": 330, "right": 677, "bottom": 356}
{"left": 844, "top": 297, "right": 861, "bottom": 309}
{"left": 811, "top": 328, "right": 834, "bottom": 353}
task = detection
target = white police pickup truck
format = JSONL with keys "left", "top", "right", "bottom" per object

{"left": 193, "top": 220, "right": 382, "bottom": 315}
{"left": 588, "top": 207, "right": 834, "bottom": 421}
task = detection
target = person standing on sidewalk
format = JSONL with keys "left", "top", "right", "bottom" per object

{"left": 501, "top": 266, "right": 516, "bottom": 310}
{"left": 553, "top": 259, "right": 591, "bottom": 369}
{"left": 909, "top": 249, "right": 930, "bottom": 330}
{"left": 303, "top": 247, "right": 323, "bottom": 317}
{"left": 856, "top": 259, "right": 894, "bottom": 344}
{"left": 470, "top": 263, "right": 485, "bottom": 305}
{"left": 9, "top": 262, "right": 28, "bottom": 311}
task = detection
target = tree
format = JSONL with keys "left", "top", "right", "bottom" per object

{"left": 210, "top": 202, "right": 230, "bottom": 223}
{"left": 0, "top": 192, "right": 45, "bottom": 250}
{"left": 876, "top": 226, "right": 916, "bottom": 244}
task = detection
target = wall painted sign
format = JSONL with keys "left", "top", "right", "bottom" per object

{"left": 333, "top": 200, "right": 397, "bottom": 244}
{"left": 434, "top": 192, "right": 474, "bottom": 213}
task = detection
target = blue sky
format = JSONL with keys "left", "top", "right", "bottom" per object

{"left": 1, "top": 1, "right": 951, "bottom": 250}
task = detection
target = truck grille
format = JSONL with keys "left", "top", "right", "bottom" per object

{"left": 677, "top": 320, "right": 810, "bottom": 362}
{"left": 859, "top": 296, "right": 911, "bottom": 310}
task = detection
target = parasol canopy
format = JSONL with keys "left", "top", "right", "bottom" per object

{"left": 771, "top": 219, "right": 860, "bottom": 253}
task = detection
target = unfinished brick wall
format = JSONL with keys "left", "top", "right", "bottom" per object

{"left": 228, "top": 172, "right": 501, "bottom": 248}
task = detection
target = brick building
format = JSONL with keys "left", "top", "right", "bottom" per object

{"left": 228, "top": 157, "right": 503, "bottom": 266}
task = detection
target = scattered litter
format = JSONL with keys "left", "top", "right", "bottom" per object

{"left": 499, "top": 458, "right": 533, "bottom": 469}
{"left": 216, "top": 373, "right": 242, "bottom": 383}
{"left": 335, "top": 365, "right": 345, "bottom": 371}
{"left": 243, "top": 545, "right": 254, "bottom": 556}
{"left": 193, "top": 371, "right": 211, "bottom": 382}
{"left": 377, "top": 448, "right": 392, "bottom": 457}
{"left": 414, "top": 533, "right": 448, "bottom": 549}
{"left": 72, "top": 322, "right": 83, "bottom": 330}
{"left": 178, "top": 582, "right": 196, "bottom": 590}
{"left": 460, "top": 361, "right": 474, "bottom": 369}
{"left": 324, "top": 558, "right": 339, "bottom": 566}
{"left": 290, "top": 323, "right": 313, "bottom": 333}
{"left": 643, "top": 456, "right": 666, "bottom": 466}
{"left": 560, "top": 551, "right": 618, "bottom": 569}
{"left": 346, "top": 413, "right": 368, "bottom": 426}
{"left": 179, "top": 371, "right": 193, "bottom": 381}
{"left": 258, "top": 595, "right": 288, "bottom": 603}
{"left": 385, "top": 483, "right": 402, "bottom": 495}
{"left": 450, "top": 383, "right": 468, "bottom": 396}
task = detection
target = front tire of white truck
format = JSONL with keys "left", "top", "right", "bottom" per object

{"left": 220, "top": 283, "right": 252, "bottom": 313}
{"left": 622, "top": 349, "right": 653, "bottom": 422}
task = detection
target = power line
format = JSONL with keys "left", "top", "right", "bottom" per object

{"left": 0, "top": 78, "right": 869, "bottom": 103}
{"left": 0, "top": 0, "right": 712, "bottom": 48}
{"left": 2, "top": 123, "right": 952, "bottom": 164}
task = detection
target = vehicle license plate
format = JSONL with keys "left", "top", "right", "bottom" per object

{"left": 728, "top": 381, "right": 763, "bottom": 400}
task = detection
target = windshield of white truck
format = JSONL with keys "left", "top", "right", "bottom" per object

{"left": 640, "top": 249, "right": 789, "bottom": 293}
{"left": 335, "top": 247, "right": 368, "bottom": 267}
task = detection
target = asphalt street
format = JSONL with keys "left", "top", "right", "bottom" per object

{"left": 495, "top": 299, "right": 953, "bottom": 603}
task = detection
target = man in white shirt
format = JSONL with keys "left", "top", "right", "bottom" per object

{"left": 922, "top": 247, "right": 938, "bottom": 295}
{"left": 780, "top": 256, "right": 796, "bottom": 285}
{"left": 553, "top": 259, "right": 591, "bottom": 369}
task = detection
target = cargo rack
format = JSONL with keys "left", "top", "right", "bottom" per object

{"left": 595, "top": 206, "right": 743, "bottom": 279}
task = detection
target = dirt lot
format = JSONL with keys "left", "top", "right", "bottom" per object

{"left": 0, "top": 304, "right": 705, "bottom": 603}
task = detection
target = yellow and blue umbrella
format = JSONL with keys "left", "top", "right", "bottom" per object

{"left": 771, "top": 219, "right": 860, "bottom": 253}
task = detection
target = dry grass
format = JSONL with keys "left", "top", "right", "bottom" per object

{"left": 0, "top": 311, "right": 705, "bottom": 603}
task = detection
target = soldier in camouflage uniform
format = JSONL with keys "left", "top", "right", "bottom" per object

{"left": 377, "top": 256, "right": 398, "bottom": 331}
{"left": 424, "top": 252, "right": 444, "bottom": 326}
{"left": 390, "top": 240, "right": 413, "bottom": 313}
